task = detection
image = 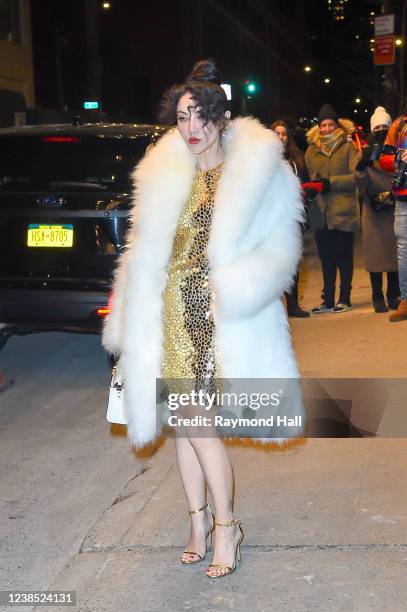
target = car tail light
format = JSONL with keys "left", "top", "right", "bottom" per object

{"left": 96, "top": 307, "right": 111, "bottom": 316}
{"left": 42, "top": 136, "right": 81, "bottom": 143}
{"left": 96, "top": 293, "right": 113, "bottom": 316}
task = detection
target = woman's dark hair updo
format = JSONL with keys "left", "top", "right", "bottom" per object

{"left": 186, "top": 59, "right": 222, "bottom": 85}
{"left": 157, "top": 59, "right": 229, "bottom": 127}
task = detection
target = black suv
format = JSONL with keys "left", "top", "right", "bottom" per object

{"left": 0, "top": 122, "right": 167, "bottom": 347}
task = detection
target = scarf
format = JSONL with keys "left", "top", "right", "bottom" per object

{"left": 316, "top": 127, "right": 344, "bottom": 157}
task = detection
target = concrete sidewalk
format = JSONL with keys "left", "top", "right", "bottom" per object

{"left": 292, "top": 231, "right": 407, "bottom": 379}
{"left": 46, "top": 437, "right": 407, "bottom": 611}
{"left": 42, "top": 236, "right": 407, "bottom": 612}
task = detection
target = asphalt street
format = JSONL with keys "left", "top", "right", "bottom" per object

{"left": 0, "top": 331, "right": 142, "bottom": 599}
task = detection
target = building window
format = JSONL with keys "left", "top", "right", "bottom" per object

{"left": 0, "top": 0, "right": 21, "bottom": 44}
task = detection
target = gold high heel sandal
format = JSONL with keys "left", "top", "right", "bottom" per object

{"left": 181, "top": 501, "right": 215, "bottom": 564}
{"left": 206, "top": 517, "right": 244, "bottom": 578}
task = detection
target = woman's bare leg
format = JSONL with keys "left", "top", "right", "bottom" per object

{"left": 185, "top": 429, "right": 242, "bottom": 577}
{"left": 175, "top": 431, "right": 213, "bottom": 562}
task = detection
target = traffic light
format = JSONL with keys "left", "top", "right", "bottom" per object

{"left": 243, "top": 79, "right": 258, "bottom": 96}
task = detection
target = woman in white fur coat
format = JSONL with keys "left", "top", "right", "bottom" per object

{"left": 102, "top": 60, "right": 304, "bottom": 578}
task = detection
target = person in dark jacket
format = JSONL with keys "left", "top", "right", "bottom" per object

{"left": 271, "top": 119, "right": 309, "bottom": 318}
{"left": 355, "top": 106, "right": 400, "bottom": 313}
{"left": 305, "top": 104, "right": 359, "bottom": 314}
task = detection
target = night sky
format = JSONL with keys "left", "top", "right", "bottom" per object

{"left": 30, "top": 0, "right": 405, "bottom": 127}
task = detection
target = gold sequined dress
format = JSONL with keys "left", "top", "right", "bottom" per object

{"left": 162, "top": 163, "right": 223, "bottom": 395}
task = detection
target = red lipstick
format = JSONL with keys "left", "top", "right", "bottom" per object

{"left": 188, "top": 137, "right": 201, "bottom": 144}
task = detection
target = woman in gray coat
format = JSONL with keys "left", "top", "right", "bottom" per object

{"left": 355, "top": 107, "right": 400, "bottom": 312}
{"left": 305, "top": 104, "right": 359, "bottom": 313}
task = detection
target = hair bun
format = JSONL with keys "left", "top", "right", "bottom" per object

{"left": 186, "top": 59, "right": 222, "bottom": 86}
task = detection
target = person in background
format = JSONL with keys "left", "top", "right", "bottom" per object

{"left": 305, "top": 104, "right": 359, "bottom": 314}
{"left": 380, "top": 103, "right": 407, "bottom": 322}
{"left": 271, "top": 119, "right": 310, "bottom": 318}
{"left": 355, "top": 106, "right": 399, "bottom": 313}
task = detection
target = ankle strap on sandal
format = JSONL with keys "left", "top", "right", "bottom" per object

{"left": 215, "top": 517, "right": 240, "bottom": 527}
{"left": 188, "top": 501, "right": 209, "bottom": 515}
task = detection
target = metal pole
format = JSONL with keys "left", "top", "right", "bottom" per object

{"left": 382, "top": 0, "right": 396, "bottom": 116}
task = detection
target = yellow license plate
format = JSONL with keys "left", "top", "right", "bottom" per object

{"left": 27, "top": 224, "right": 74, "bottom": 247}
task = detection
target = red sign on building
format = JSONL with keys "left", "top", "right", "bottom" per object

{"left": 374, "top": 35, "right": 395, "bottom": 66}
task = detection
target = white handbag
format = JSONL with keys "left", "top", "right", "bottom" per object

{"left": 106, "top": 364, "right": 127, "bottom": 425}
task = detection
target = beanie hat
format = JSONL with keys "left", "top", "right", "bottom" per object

{"left": 318, "top": 104, "right": 338, "bottom": 124}
{"left": 370, "top": 106, "right": 392, "bottom": 132}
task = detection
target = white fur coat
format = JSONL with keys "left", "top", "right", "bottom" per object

{"left": 102, "top": 116, "right": 305, "bottom": 448}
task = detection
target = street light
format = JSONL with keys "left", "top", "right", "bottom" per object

{"left": 324, "top": 78, "right": 331, "bottom": 84}
{"left": 396, "top": 38, "right": 403, "bottom": 46}
{"left": 355, "top": 97, "right": 361, "bottom": 104}
{"left": 304, "top": 65, "right": 312, "bottom": 73}
{"left": 102, "top": 1, "right": 111, "bottom": 9}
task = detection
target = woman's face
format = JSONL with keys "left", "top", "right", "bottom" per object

{"left": 319, "top": 119, "right": 338, "bottom": 135}
{"left": 177, "top": 92, "right": 225, "bottom": 154}
{"left": 273, "top": 125, "right": 288, "bottom": 146}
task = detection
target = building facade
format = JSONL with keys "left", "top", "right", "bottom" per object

{"left": 0, "top": 0, "right": 34, "bottom": 126}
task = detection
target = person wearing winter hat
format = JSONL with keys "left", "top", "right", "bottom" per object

{"left": 355, "top": 107, "right": 400, "bottom": 313}
{"left": 318, "top": 103, "right": 339, "bottom": 124}
{"left": 370, "top": 106, "right": 392, "bottom": 132}
{"left": 305, "top": 104, "right": 360, "bottom": 314}
{"left": 380, "top": 99, "right": 407, "bottom": 322}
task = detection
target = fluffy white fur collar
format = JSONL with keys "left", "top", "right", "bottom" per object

{"left": 129, "top": 116, "right": 284, "bottom": 263}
